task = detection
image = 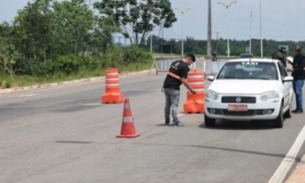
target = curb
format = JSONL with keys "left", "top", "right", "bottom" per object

{"left": 0, "top": 69, "right": 150, "bottom": 95}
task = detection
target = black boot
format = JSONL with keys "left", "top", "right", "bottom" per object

{"left": 292, "top": 108, "right": 299, "bottom": 113}
{"left": 293, "top": 109, "right": 303, "bottom": 114}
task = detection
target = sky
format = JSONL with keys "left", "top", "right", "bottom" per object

{"left": 0, "top": 0, "right": 305, "bottom": 42}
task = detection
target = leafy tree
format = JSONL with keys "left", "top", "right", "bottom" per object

{"left": 53, "top": 0, "right": 95, "bottom": 56}
{"left": 93, "top": 0, "right": 177, "bottom": 45}
{"left": 91, "top": 16, "right": 121, "bottom": 54}
{"left": 11, "top": 0, "right": 54, "bottom": 74}
{"left": 0, "top": 37, "right": 19, "bottom": 85}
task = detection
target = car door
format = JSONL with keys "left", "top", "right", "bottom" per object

{"left": 277, "top": 62, "right": 291, "bottom": 109}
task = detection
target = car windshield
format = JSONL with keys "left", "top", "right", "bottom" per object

{"left": 217, "top": 61, "right": 278, "bottom": 80}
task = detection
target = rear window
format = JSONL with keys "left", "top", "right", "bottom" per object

{"left": 240, "top": 54, "right": 254, "bottom": 58}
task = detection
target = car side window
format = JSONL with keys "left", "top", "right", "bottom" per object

{"left": 277, "top": 62, "right": 288, "bottom": 79}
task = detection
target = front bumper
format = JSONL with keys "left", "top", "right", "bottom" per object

{"left": 205, "top": 95, "right": 281, "bottom": 121}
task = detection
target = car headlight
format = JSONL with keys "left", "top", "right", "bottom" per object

{"left": 260, "top": 91, "right": 279, "bottom": 101}
{"left": 207, "top": 90, "right": 219, "bottom": 100}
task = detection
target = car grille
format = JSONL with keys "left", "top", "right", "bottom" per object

{"left": 207, "top": 108, "right": 275, "bottom": 116}
{"left": 222, "top": 110, "right": 255, "bottom": 116}
{"left": 222, "top": 97, "right": 256, "bottom": 104}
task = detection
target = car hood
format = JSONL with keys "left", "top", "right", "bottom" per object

{"left": 209, "top": 80, "right": 278, "bottom": 94}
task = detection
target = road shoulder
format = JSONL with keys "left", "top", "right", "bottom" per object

{"left": 285, "top": 154, "right": 305, "bottom": 183}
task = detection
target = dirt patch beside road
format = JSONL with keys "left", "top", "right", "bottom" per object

{"left": 285, "top": 154, "right": 305, "bottom": 183}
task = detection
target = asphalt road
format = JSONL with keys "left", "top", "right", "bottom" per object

{"left": 0, "top": 60, "right": 305, "bottom": 183}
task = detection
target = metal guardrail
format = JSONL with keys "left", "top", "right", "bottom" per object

{"left": 148, "top": 57, "right": 202, "bottom": 75}
{"left": 148, "top": 57, "right": 181, "bottom": 75}
{"left": 203, "top": 60, "right": 227, "bottom": 77}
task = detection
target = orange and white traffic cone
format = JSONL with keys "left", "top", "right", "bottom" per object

{"left": 183, "top": 69, "right": 205, "bottom": 114}
{"left": 116, "top": 98, "right": 140, "bottom": 138}
{"left": 102, "top": 68, "right": 124, "bottom": 104}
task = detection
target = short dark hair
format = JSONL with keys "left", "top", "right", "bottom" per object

{"left": 185, "top": 54, "right": 196, "bottom": 62}
{"left": 295, "top": 45, "right": 302, "bottom": 53}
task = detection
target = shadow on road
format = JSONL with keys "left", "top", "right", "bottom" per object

{"left": 199, "top": 120, "right": 275, "bottom": 130}
{"left": 155, "top": 124, "right": 175, "bottom": 127}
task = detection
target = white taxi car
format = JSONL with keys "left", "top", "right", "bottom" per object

{"left": 204, "top": 59, "right": 294, "bottom": 128}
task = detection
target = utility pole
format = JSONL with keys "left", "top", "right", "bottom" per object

{"left": 216, "top": 31, "right": 219, "bottom": 54}
{"left": 218, "top": 1, "right": 237, "bottom": 57}
{"left": 249, "top": 11, "right": 252, "bottom": 54}
{"left": 150, "top": 14, "right": 155, "bottom": 53}
{"left": 150, "top": 34, "right": 153, "bottom": 53}
{"left": 207, "top": 0, "right": 212, "bottom": 57}
{"left": 176, "top": 8, "right": 190, "bottom": 57}
{"left": 260, "top": 0, "right": 263, "bottom": 57}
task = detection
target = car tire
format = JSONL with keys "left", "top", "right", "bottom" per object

{"left": 284, "top": 100, "right": 292, "bottom": 118}
{"left": 273, "top": 104, "right": 283, "bottom": 128}
{"left": 204, "top": 114, "right": 216, "bottom": 127}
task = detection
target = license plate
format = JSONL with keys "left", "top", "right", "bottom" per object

{"left": 228, "top": 104, "right": 248, "bottom": 111}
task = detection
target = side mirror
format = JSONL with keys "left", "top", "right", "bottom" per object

{"left": 283, "top": 76, "right": 294, "bottom": 82}
{"left": 207, "top": 76, "right": 215, "bottom": 81}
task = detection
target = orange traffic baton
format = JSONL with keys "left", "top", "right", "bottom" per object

{"left": 102, "top": 68, "right": 124, "bottom": 104}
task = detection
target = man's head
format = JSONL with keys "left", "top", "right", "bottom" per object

{"left": 294, "top": 45, "right": 302, "bottom": 56}
{"left": 277, "top": 47, "right": 286, "bottom": 58}
{"left": 183, "top": 54, "right": 196, "bottom": 66}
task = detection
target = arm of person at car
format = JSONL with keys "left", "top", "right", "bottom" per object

{"left": 289, "top": 57, "right": 305, "bottom": 73}
{"left": 286, "top": 58, "right": 293, "bottom": 65}
{"left": 181, "top": 78, "right": 196, "bottom": 94}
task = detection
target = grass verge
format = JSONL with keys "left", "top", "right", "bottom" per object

{"left": 0, "top": 61, "right": 153, "bottom": 89}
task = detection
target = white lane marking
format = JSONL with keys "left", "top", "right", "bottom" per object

{"left": 268, "top": 125, "right": 305, "bottom": 183}
{"left": 82, "top": 103, "right": 101, "bottom": 106}
{"left": 18, "top": 94, "right": 37, "bottom": 98}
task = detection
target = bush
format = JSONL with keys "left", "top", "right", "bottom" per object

{"left": 0, "top": 80, "right": 11, "bottom": 89}
{"left": 5, "top": 80, "right": 11, "bottom": 88}
{"left": 100, "top": 46, "right": 123, "bottom": 68}
{"left": 1, "top": 80, "right": 5, "bottom": 89}
{"left": 3, "top": 44, "right": 153, "bottom": 85}
{"left": 123, "top": 44, "right": 153, "bottom": 64}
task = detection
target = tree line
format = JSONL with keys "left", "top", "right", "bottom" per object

{"left": 0, "top": 0, "right": 176, "bottom": 82}
{"left": 140, "top": 36, "right": 305, "bottom": 57}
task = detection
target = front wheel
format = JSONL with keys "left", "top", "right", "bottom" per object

{"left": 273, "top": 105, "right": 283, "bottom": 128}
{"left": 204, "top": 114, "right": 216, "bottom": 127}
{"left": 284, "top": 98, "right": 292, "bottom": 118}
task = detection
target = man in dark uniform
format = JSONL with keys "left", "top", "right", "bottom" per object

{"left": 287, "top": 46, "right": 305, "bottom": 113}
{"left": 212, "top": 52, "right": 217, "bottom": 61}
{"left": 273, "top": 47, "right": 287, "bottom": 67}
{"left": 163, "top": 54, "right": 196, "bottom": 126}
